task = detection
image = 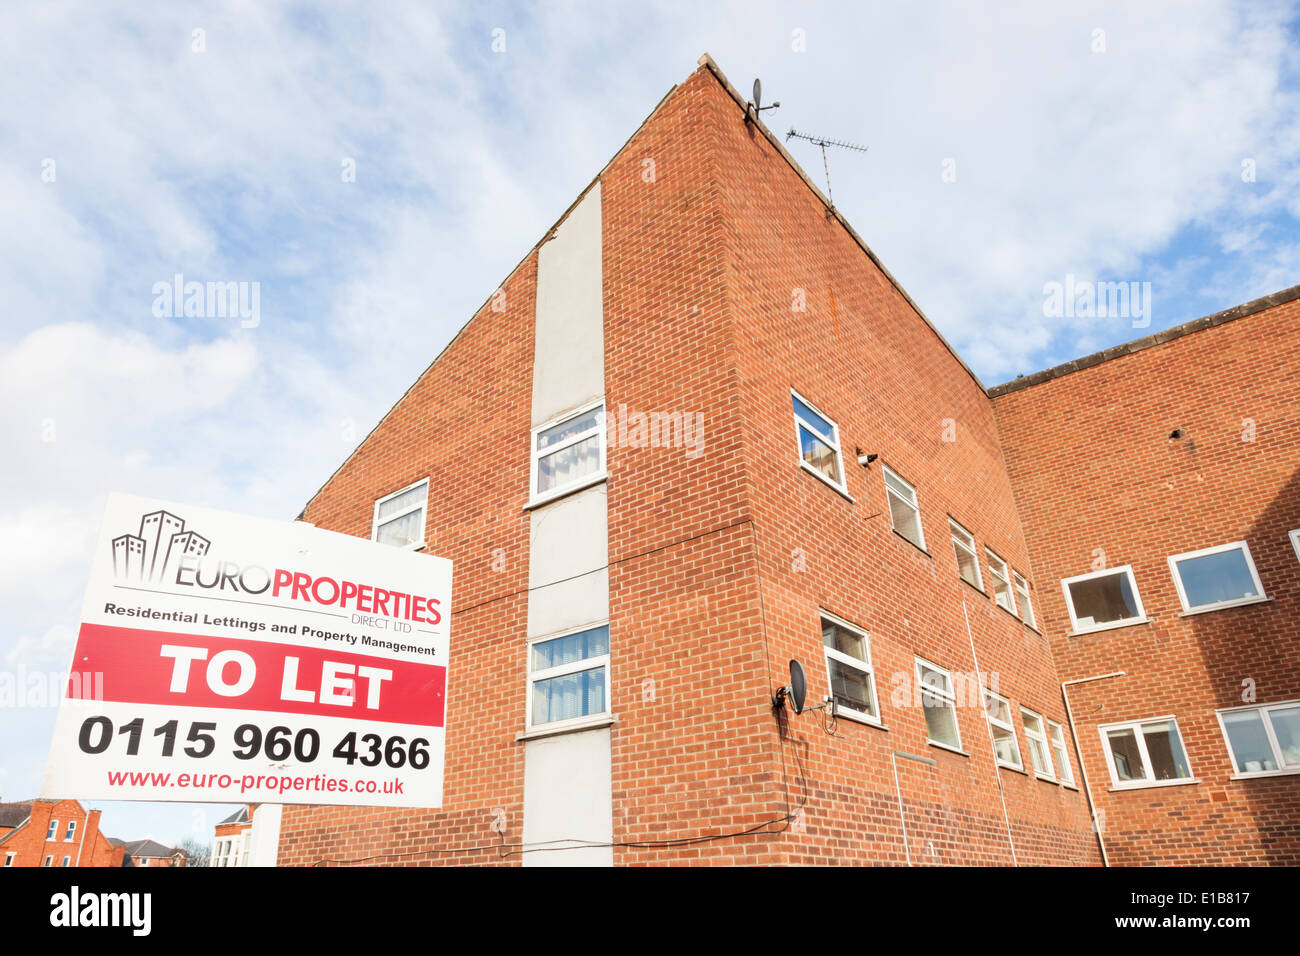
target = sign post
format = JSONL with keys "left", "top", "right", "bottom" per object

{"left": 42, "top": 492, "right": 452, "bottom": 808}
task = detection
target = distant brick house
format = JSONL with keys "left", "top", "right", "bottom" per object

{"left": 113, "top": 838, "right": 185, "bottom": 868}
{"left": 0, "top": 799, "right": 123, "bottom": 868}
{"left": 210, "top": 806, "right": 253, "bottom": 867}
{"left": 270, "top": 54, "right": 1298, "bottom": 866}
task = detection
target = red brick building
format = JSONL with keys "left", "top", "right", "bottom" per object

{"left": 275, "top": 55, "right": 1299, "bottom": 866}
{"left": 0, "top": 799, "right": 124, "bottom": 868}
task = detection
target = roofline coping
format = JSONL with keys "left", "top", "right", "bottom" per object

{"left": 988, "top": 283, "right": 1300, "bottom": 397}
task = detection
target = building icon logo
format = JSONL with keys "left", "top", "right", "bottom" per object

{"left": 111, "top": 510, "right": 211, "bottom": 584}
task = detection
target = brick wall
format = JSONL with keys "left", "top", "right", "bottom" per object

{"left": 0, "top": 800, "right": 122, "bottom": 867}
{"left": 992, "top": 294, "right": 1300, "bottom": 865}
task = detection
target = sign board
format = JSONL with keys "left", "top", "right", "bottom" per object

{"left": 42, "top": 493, "right": 452, "bottom": 807}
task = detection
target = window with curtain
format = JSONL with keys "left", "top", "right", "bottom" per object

{"left": 917, "top": 658, "right": 961, "bottom": 749}
{"left": 372, "top": 479, "right": 429, "bottom": 549}
{"left": 949, "top": 520, "right": 983, "bottom": 590}
{"left": 822, "top": 614, "right": 878, "bottom": 722}
{"left": 984, "top": 690, "right": 1022, "bottom": 769}
{"left": 883, "top": 465, "right": 925, "bottom": 549}
{"left": 531, "top": 403, "right": 606, "bottom": 502}
{"left": 528, "top": 624, "right": 611, "bottom": 728}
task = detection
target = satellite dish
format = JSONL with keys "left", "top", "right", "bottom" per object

{"left": 788, "top": 659, "right": 807, "bottom": 715}
{"left": 753, "top": 78, "right": 762, "bottom": 112}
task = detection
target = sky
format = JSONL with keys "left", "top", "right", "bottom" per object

{"left": 1, "top": 0, "right": 1297, "bottom": 849}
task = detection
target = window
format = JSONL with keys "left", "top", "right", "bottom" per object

{"left": 61, "top": 856, "right": 70, "bottom": 867}
{"left": 1168, "top": 541, "right": 1266, "bottom": 614}
{"left": 791, "top": 390, "right": 846, "bottom": 492}
{"left": 949, "top": 520, "right": 983, "bottom": 590}
{"left": 1048, "top": 720, "right": 1075, "bottom": 786}
{"left": 64, "top": 820, "right": 76, "bottom": 841}
{"left": 1010, "top": 573, "right": 1034, "bottom": 628}
{"left": 1061, "top": 566, "right": 1146, "bottom": 634}
{"left": 371, "top": 479, "right": 428, "bottom": 549}
{"left": 3, "top": 853, "right": 13, "bottom": 867}
{"left": 984, "top": 690, "right": 1022, "bottom": 769}
{"left": 822, "top": 613, "right": 879, "bottom": 724}
{"left": 1217, "top": 701, "right": 1300, "bottom": 776}
{"left": 531, "top": 402, "right": 606, "bottom": 503}
{"left": 1100, "top": 718, "right": 1194, "bottom": 788}
{"left": 883, "top": 465, "right": 924, "bottom": 549}
{"left": 43, "top": 855, "right": 53, "bottom": 867}
{"left": 1020, "top": 708, "right": 1055, "bottom": 779}
{"left": 1291, "top": 529, "right": 1300, "bottom": 563}
{"left": 527, "top": 623, "right": 610, "bottom": 729}
{"left": 46, "top": 819, "right": 58, "bottom": 841}
{"left": 986, "top": 550, "right": 1016, "bottom": 614}
{"left": 916, "top": 658, "right": 961, "bottom": 750}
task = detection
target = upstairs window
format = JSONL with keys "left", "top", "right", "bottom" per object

{"left": 64, "top": 820, "right": 76, "bottom": 841}
{"left": 1013, "top": 571, "right": 1035, "bottom": 628}
{"left": 949, "top": 520, "right": 983, "bottom": 590}
{"left": 822, "top": 614, "right": 879, "bottom": 724}
{"left": 984, "top": 690, "right": 1022, "bottom": 770}
{"left": 1290, "top": 529, "right": 1300, "bottom": 563}
{"left": 1048, "top": 720, "right": 1075, "bottom": 786}
{"left": 883, "top": 465, "right": 925, "bottom": 549}
{"left": 372, "top": 479, "right": 429, "bottom": 549}
{"left": 986, "top": 550, "right": 1016, "bottom": 614}
{"left": 527, "top": 624, "right": 611, "bottom": 730}
{"left": 917, "top": 658, "right": 961, "bottom": 750}
{"left": 791, "top": 390, "right": 846, "bottom": 492}
{"left": 1168, "top": 541, "right": 1266, "bottom": 614}
{"left": 1020, "top": 708, "right": 1054, "bottom": 779}
{"left": 531, "top": 402, "right": 606, "bottom": 504}
{"left": 1061, "top": 566, "right": 1146, "bottom": 634}
{"left": 46, "top": 820, "right": 58, "bottom": 841}
{"left": 1218, "top": 701, "right": 1300, "bottom": 776}
{"left": 1101, "top": 717, "right": 1193, "bottom": 788}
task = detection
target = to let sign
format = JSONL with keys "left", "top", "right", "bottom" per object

{"left": 42, "top": 492, "right": 452, "bottom": 808}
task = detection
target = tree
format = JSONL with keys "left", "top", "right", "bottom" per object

{"left": 178, "top": 837, "right": 211, "bottom": 868}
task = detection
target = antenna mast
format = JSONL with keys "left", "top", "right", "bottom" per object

{"left": 785, "top": 128, "right": 869, "bottom": 209}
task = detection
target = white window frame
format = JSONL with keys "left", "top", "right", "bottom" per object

{"left": 1216, "top": 699, "right": 1300, "bottom": 779}
{"left": 43, "top": 855, "right": 53, "bottom": 867}
{"left": 46, "top": 819, "right": 58, "bottom": 841}
{"left": 64, "top": 820, "right": 76, "bottom": 842}
{"left": 1167, "top": 540, "right": 1267, "bottom": 615}
{"left": 1012, "top": 571, "right": 1035, "bottom": 628}
{"left": 1290, "top": 529, "right": 1300, "bottom": 563}
{"left": 984, "top": 689, "right": 1023, "bottom": 770}
{"left": 949, "top": 519, "right": 984, "bottom": 591}
{"left": 1047, "top": 720, "right": 1076, "bottom": 787}
{"left": 916, "top": 657, "right": 962, "bottom": 752}
{"left": 1020, "top": 707, "right": 1055, "bottom": 780}
{"left": 61, "top": 855, "right": 70, "bottom": 867}
{"left": 790, "top": 388, "right": 848, "bottom": 495}
{"left": 525, "top": 621, "right": 612, "bottom": 734}
{"left": 1060, "top": 565, "right": 1147, "bottom": 635}
{"left": 3, "top": 853, "right": 13, "bottom": 867}
{"left": 370, "top": 477, "right": 429, "bottom": 551}
{"left": 821, "top": 612, "right": 880, "bottom": 726}
{"left": 986, "top": 549, "right": 1016, "bottom": 615}
{"left": 882, "top": 464, "right": 925, "bottom": 550}
{"left": 1099, "top": 716, "right": 1196, "bottom": 790}
{"left": 529, "top": 400, "right": 607, "bottom": 507}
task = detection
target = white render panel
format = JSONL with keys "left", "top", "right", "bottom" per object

{"left": 521, "top": 727, "right": 614, "bottom": 867}
{"left": 531, "top": 182, "right": 605, "bottom": 425}
{"left": 527, "top": 485, "right": 609, "bottom": 638}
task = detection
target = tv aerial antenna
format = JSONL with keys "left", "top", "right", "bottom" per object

{"left": 785, "top": 127, "right": 869, "bottom": 211}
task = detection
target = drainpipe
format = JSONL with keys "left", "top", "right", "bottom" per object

{"left": 890, "top": 750, "right": 937, "bottom": 866}
{"left": 962, "top": 602, "right": 1018, "bottom": 865}
{"left": 1061, "top": 671, "right": 1125, "bottom": 867}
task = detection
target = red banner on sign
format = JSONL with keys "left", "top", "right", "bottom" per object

{"left": 67, "top": 623, "right": 445, "bottom": 727}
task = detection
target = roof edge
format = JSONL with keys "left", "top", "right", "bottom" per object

{"left": 696, "top": 53, "right": 987, "bottom": 393}
{"left": 988, "top": 283, "right": 1300, "bottom": 398}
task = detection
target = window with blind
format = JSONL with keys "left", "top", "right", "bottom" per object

{"left": 527, "top": 624, "right": 611, "bottom": 730}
